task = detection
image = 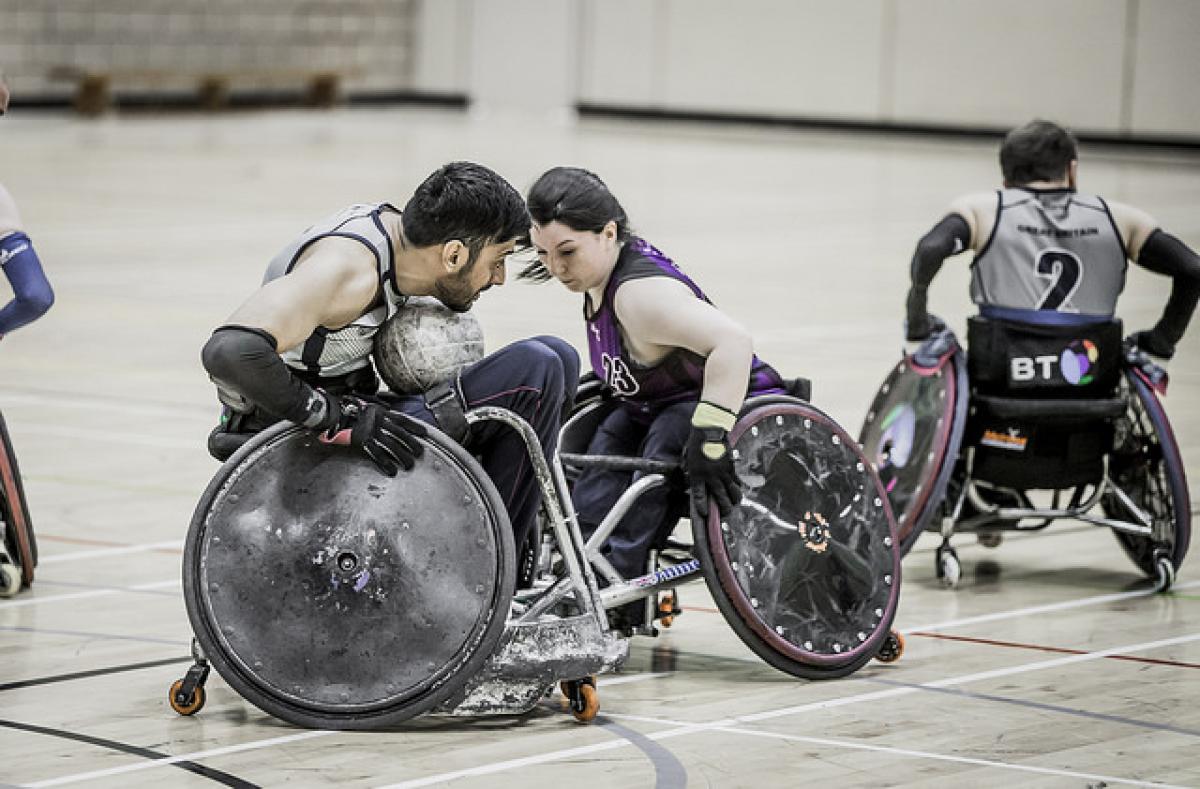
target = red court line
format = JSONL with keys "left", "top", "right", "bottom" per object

{"left": 911, "top": 630, "right": 1200, "bottom": 670}
{"left": 39, "top": 533, "right": 182, "bottom": 554}
{"left": 681, "top": 605, "right": 719, "bottom": 614}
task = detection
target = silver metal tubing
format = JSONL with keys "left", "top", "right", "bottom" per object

{"left": 516, "top": 575, "right": 575, "bottom": 622}
{"left": 584, "top": 474, "right": 669, "bottom": 553}
{"left": 1075, "top": 513, "right": 1154, "bottom": 536}
{"left": 465, "top": 406, "right": 593, "bottom": 613}
{"left": 1104, "top": 476, "right": 1153, "bottom": 529}
{"left": 600, "top": 559, "right": 702, "bottom": 609}
{"left": 550, "top": 447, "right": 608, "bottom": 620}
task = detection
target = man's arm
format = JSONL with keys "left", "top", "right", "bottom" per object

{"left": 904, "top": 195, "right": 978, "bottom": 340}
{"left": 1109, "top": 202, "right": 1200, "bottom": 359}
{"left": 0, "top": 231, "right": 54, "bottom": 337}
{"left": 200, "top": 238, "right": 379, "bottom": 426}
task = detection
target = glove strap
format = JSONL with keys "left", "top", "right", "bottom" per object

{"left": 425, "top": 377, "right": 470, "bottom": 444}
{"left": 692, "top": 402, "right": 736, "bottom": 461}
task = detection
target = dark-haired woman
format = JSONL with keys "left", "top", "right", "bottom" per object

{"left": 525, "top": 167, "right": 787, "bottom": 618}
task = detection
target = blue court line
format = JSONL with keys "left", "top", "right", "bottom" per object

{"left": 868, "top": 678, "right": 1200, "bottom": 738}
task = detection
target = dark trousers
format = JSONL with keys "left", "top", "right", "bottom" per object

{"left": 572, "top": 401, "right": 693, "bottom": 579}
{"left": 390, "top": 335, "right": 579, "bottom": 558}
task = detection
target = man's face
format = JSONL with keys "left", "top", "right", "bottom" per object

{"left": 432, "top": 239, "right": 515, "bottom": 312}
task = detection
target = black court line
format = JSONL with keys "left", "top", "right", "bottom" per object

{"left": 0, "top": 718, "right": 259, "bottom": 788}
{"left": 869, "top": 678, "right": 1200, "bottom": 739}
{"left": 0, "top": 656, "right": 190, "bottom": 693}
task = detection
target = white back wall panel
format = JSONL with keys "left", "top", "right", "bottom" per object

{"left": 1130, "top": 0, "right": 1200, "bottom": 136}
{"left": 657, "top": 0, "right": 886, "bottom": 118}
{"left": 891, "top": 0, "right": 1127, "bottom": 131}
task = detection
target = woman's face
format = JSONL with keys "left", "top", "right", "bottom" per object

{"left": 529, "top": 220, "right": 619, "bottom": 293}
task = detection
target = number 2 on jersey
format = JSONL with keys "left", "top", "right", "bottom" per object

{"left": 1034, "top": 249, "right": 1083, "bottom": 310}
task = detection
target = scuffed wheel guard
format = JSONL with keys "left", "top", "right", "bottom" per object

{"left": 695, "top": 399, "right": 902, "bottom": 680}
{"left": 182, "top": 422, "right": 515, "bottom": 729}
{"left": 859, "top": 350, "right": 967, "bottom": 554}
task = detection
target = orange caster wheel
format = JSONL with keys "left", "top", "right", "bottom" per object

{"left": 875, "top": 630, "right": 905, "bottom": 664}
{"left": 169, "top": 679, "right": 206, "bottom": 715}
{"left": 560, "top": 675, "right": 599, "bottom": 722}
{"left": 657, "top": 592, "right": 679, "bottom": 627}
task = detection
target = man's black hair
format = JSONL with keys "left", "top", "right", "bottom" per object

{"left": 999, "top": 120, "right": 1078, "bottom": 186}
{"left": 402, "top": 161, "right": 529, "bottom": 262}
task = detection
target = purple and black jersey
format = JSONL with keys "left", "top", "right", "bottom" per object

{"left": 584, "top": 238, "right": 785, "bottom": 421}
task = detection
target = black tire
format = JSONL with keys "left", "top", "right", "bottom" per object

{"left": 0, "top": 411, "right": 36, "bottom": 587}
{"left": 182, "top": 422, "right": 514, "bottom": 729}
{"left": 695, "top": 399, "right": 902, "bottom": 680}
{"left": 1104, "top": 371, "right": 1191, "bottom": 577}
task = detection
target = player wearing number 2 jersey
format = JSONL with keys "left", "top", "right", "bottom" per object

{"left": 904, "top": 119, "right": 1200, "bottom": 360}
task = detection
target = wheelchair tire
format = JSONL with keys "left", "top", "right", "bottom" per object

{"left": 694, "top": 398, "right": 902, "bottom": 680}
{"left": 859, "top": 350, "right": 968, "bottom": 555}
{"left": 0, "top": 411, "right": 37, "bottom": 587}
{"left": 182, "top": 422, "right": 515, "bottom": 730}
{"left": 1104, "top": 371, "right": 1191, "bottom": 579}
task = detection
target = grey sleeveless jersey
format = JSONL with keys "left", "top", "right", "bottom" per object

{"left": 970, "top": 188, "right": 1128, "bottom": 315}
{"left": 263, "top": 202, "right": 407, "bottom": 378}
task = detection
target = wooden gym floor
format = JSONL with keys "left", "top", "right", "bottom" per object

{"left": 1, "top": 106, "right": 1198, "bottom": 787}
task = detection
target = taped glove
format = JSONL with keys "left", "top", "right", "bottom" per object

{"left": 317, "top": 394, "right": 427, "bottom": 476}
{"left": 684, "top": 401, "right": 741, "bottom": 519}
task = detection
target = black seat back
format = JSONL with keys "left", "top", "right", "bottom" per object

{"left": 965, "top": 315, "right": 1124, "bottom": 489}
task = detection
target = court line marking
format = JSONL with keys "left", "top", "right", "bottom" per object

{"left": 0, "top": 625, "right": 189, "bottom": 648}
{"left": 0, "top": 390, "right": 213, "bottom": 420}
{"left": 706, "top": 725, "right": 1188, "bottom": 789}
{"left": 0, "top": 717, "right": 258, "bottom": 789}
{"left": 25, "top": 730, "right": 331, "bottom": 788}
{"left": 0, "top": 579, "right": 179, "bottom": 608}
{"left": 598, "top": 671, "right": 673, "bottom": 687}
{"left": 380, "top": 630, "right": 1200, "bottom": 787}
{"left": 0, "top": 656, "right": 191, "bottom": 693}
{"left": 900, "top": 578, "right": 1200, "bottom": 634}
{"left": 39, "top": 540, "right": 183, "bottom": 564}
{"left": 12, "top": 423, "right": 198, "bottom": 450}
{"left": 910, "top": 630, "right": 1200, "bottom": 669}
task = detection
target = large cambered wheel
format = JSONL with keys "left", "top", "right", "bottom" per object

{"left": 182, "top": 422, "right": 515, "bottom": 729}
{"left": 696, "top": 398, "right": 902, "bottom": 680}
{"left": 1103, "top": 372, "right": 1191, "bottom": 587}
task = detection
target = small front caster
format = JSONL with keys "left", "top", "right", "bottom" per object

{"left": 656, "top": 591, "right": 681, "bottom": 628}
{"left": 169, "top": 678, "right": 206, "bottom": 716}
{"left": 875, "top": 630, "right": 905, "bottom": 663}
{"left": 936, "top": 544, "right": 961, "bottom": 589}
{"left": 1154, "top": 554, "right": 1176, "bottom": 593}
{"left": 0, "top": 560, "right": 21, "bottom": 597}
{"left": 560, "top": 675, "right": 599, "bottom": 723}
{"left": 169, "top": 657, "right": 210, "bottom": 717}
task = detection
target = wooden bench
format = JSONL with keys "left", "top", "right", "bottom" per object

{"left": 48, "top": 66, "right": 353, "bottom": 115}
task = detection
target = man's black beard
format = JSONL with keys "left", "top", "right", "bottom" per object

{"left": 433, "top": 263, "right": 481, "bottom": 313}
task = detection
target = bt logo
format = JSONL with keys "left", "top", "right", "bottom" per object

{"left": 1010, "top": 339, "right": 1099, "bottom": 385}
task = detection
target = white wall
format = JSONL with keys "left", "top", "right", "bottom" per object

{"left": 566, "top": 0, "right": 1200, "bottom": 138}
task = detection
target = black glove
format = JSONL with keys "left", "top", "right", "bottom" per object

{"left": 317, "top": 394, "right": 426, "bottom": 476}
{"left": 684, "top": 402, "right": 742, "bottom": 519}
{"left": 1126, "top": 329, "right": 1174, "bottom": 361}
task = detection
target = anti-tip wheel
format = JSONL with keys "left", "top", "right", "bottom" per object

{"left": 977, "top": 532, "right": 1003, "bottom": 549}
{"left": 1154, "top": 555, "right": 1176, "bottom": 593}
{"left": 657, "top": 592, "right": 678, "bottom": 628}
{"left": 0, "top": 562, "right": 21, "bottom": 598}
{"left": 169, "top": 679, "right": 206, "bottom": 716}
{"left": 875, "top": 630, "right": 905, "bottom": 663}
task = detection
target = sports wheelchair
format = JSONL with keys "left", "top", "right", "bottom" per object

{"left": 860, "top": 314, "right": 1190, "bottom": 590}
{"left": 0, "top": 410, "right": 37, "bottom": 597}
{"left": 555, "top": 379, "right": 905, "bottom": 679}
{"left": 169, "top": 383, "right": 902, "bottom": 729}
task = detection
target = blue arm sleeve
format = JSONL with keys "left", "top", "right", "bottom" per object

{"left": 0, "top": 232, "right": 54, "bottom": 335}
